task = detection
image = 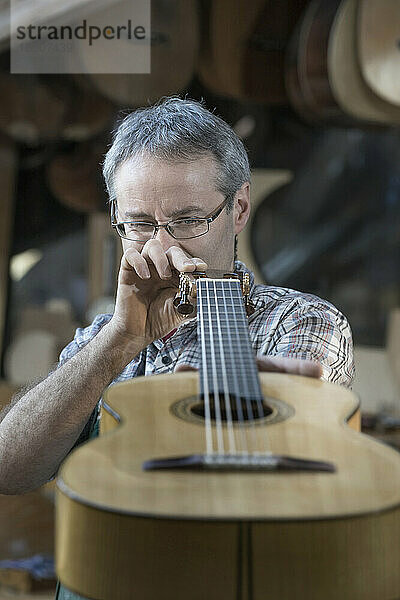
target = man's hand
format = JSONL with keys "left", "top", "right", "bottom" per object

{"left": 255, "top": 356, "right": 322, "bottom": 378}
{"left": 109, "top": 239, "right": 207, "bottom": 345}
{"left": 176, "top": 356, "right": 322, "bottom": 379}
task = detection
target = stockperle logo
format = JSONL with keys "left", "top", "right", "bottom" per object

{"left": 11, "top": 0, "right": 150, "bottom": 74}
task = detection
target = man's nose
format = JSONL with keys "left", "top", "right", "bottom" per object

{"left": 155, "top": 225, "right": 180, "bottom": 251}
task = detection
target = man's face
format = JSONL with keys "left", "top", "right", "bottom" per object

{"left": 113, "top": 154, "right": 249, "bottom": 273}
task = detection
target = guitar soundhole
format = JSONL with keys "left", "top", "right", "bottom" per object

{"left": 190, "top": 396, "right": 273, "bottom": 422}
{"left": 171, "top": 395, "right": 294, "bottom": 426}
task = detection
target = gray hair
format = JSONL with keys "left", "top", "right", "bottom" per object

{"left": 102, "top": 97, "right": 251, "bottom": 212}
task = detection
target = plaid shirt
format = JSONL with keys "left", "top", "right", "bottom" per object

{"left": 59, "top": 260, "right": 354, "bottom": 453}
{"left": 55, "top": 260, "right": 354, "bottom": 599}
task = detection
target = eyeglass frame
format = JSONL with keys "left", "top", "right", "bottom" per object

{"left": 110, "top": 195, "right": 231, "bottom": 242}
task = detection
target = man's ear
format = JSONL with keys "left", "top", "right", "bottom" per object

{"left": 234, "top": 182, "right": 251, "bottom": 235}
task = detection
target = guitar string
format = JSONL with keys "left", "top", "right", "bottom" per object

{"left": 205, "top": 280, "right": 225, "bottom": 454}
{"left": 199, "top": 278, "right": 269, "bottom": 457}
{"left": 227, "top": 281, "right": 264, "bottom": 454}
{"left": 219, "top": 279, "right": 249, "bottom": 454}
{"left": 198, "top": 281, "right": 214, "bottom": 455}
{"left": 212, "top": 279, "right": 237, "bottom": 454}
{"left": 234, "top": 282, "right": 271, "bottom": 454}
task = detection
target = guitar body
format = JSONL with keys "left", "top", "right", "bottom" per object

{"left": 79, "top": 0, "right": 199, "bottom": 107}
{"left": 56, "top": 371, "right": 400, "bottom": 600}
{"left": 198, "top": 0, "right": 307, "bottom": 104}
{"left": 286, "top": 0, "right": 400, "bottom": 126}
{"left": 296, "top": 0, "right": 348, "bottom": 122}
{"left": 358, "top": 0, "right": 400, "bottom": 108}
{"left": 328, "top": 0, "right": 400, "bottom": 125}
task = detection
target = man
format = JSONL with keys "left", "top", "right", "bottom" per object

{"left": 0, "top": 97, "right": 354, "bottom": 599}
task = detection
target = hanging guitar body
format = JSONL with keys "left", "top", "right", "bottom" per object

{"left": 56, "top": 276, "right": 400, "bottom": 599}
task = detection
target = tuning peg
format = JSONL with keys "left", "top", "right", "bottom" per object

{"left": 173, "top": 292, "right": 195, "bottom": 315}
{"left": 173, "top": 272, "right": 196, "bottom": 315}
{"left": 241, "top": 273, "right": 256, "bottom": 316}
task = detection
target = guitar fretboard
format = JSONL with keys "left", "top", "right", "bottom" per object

{"left": 197, "top": 278, "right": 263, "bottom": 401}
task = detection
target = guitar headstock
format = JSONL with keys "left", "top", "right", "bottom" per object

{"left": 173, "top": 271, "right": 255, "bottom": 317}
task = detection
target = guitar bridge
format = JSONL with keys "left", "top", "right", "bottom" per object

{"left": 142, "top": 453, "right": 335, "bottom": 473}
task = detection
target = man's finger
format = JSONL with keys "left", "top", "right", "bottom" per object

{"left": 256, "top": 356, "right": 322, "bottom": 379}
{"left": 121, "top": 247, "right": 151, "bottom": 280}
{"left": 175, "top": 358, "right": 321, "bottom": 379}
{"left": 166, "top": 246, "right": 208, "bottom": 273}
{"left": 142, "top": 239, "right": 172, "bottom": 279}
{"left": 174, "top": 364, "right": 198, "bottom": 373}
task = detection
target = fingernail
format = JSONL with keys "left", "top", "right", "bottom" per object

{"left": 183, "top": 261, "right": 194, "bottom": 266}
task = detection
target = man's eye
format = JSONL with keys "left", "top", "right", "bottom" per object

{"left": 176, "top": 218, "right": 202, "bottom": 225}
{"left": 127, "top": 222, "right": 154, "bottom": 230}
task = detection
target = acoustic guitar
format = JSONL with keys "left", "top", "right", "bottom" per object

{"left": 198, "top": 0, "right": 308, "bottom": 104}
{"left": 286, "top": 0, "right": 354, "bottom": 125}
{"left": 357, "top": 0, "right": 400, "bottom": 108}
{"left": 76, "top": 0, "right": 199, "bottom": 107}
{"left": 328, "top": 0, "right": 400, "bottom": 125}
{"left": 46, "top": 142, "right": 108, "bottom": 214}
{"left": 286, "top": 0, "right": 400, "bottom": 126}
{"left": 56, "top": 273, "right": 400, "bottom": 600}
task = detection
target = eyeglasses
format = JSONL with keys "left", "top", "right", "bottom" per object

{"left": 111, "top": 196, "right": 230, "bottom": 242}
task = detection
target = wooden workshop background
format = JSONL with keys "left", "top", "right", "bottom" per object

{"left": 0, "top": 0, "right": 400, "bottom": 597}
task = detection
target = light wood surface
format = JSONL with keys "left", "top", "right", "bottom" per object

{"left": 88, "top": 213, "right": 121, "bottom": 308}
{"left": 328, "top": 0, "right": 400, "bottom": 125}
{"left": 56, "top": 372, "right": 400, "bottom": 599}
{"left": 237, "top": 169, "right": 293, "bottom": 284}
{"left": 353, "top": 345, "right": 400, "bottom": 414}
{"left": 59, "top": 372, "right": 397, "bottom": 520}
{"left": 358, "top": 0, "right": 400, "bottom": 107}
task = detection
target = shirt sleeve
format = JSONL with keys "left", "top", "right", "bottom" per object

{"left": 256, "top": 296, "right": 355, "bottom": 387}
{"left": 58, "top": 313, "right": 113, "bottom": 365}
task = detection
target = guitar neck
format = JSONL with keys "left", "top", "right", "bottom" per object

{"left": 197, "top": 278, "right": 263, "bottom": 401}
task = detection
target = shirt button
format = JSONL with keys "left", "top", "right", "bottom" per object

{"left": 161, "top": 356, "right": 172, "bottom": 365}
